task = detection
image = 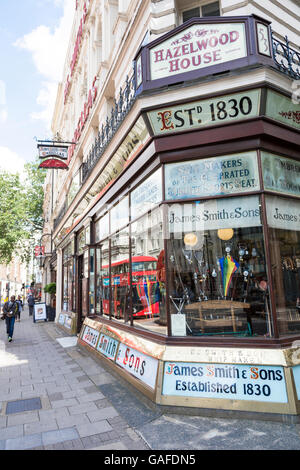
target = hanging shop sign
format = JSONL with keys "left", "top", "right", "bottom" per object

{"left": 38, "top": 145, "right": 68, "bottom": 159}
{"left": 34, "top": 246, "right": 45, "bottom": 257}
{"left": 147, "top": 89, "right": 261, "bottom": 136}
{"left": 165, "top": 151, "right": 260, "bottom": 200}
{"left": 116, "top": 343, "right": 159, "bottom": 390}
{"left": 162, "top": 361, "right": 288, "bottom": 403}
{"left": 81, "top": 325, "right": 100, "bottom": 348}
{"left": 96, "top": 333, "right": 120, "bottom": 361}
{"left": 265, "top": 195, "right": 300, "bottom": 232}
{"left": 131, "top": 168, "right": 163, "bottom": 218}
{"left": 38, "top": 143, "right": 69, "bottom": 170}
{"left": 168, "top": 195, "right": 261, "bottom": 235}
{"left": 135, "top": 16, "right": 273, "bottom": 91}
{"left": 266, "top": 89, "right": 300, "bottom": 130}
{"left": 262, "top": 152, "right": 300, "bottom": 198}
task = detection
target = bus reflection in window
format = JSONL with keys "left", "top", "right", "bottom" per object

{"left": 102, "top": 256, "right": 160, "bottom": 321}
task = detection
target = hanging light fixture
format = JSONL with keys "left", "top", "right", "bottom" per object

{"left": 184, "top": 233, "right": 198, "bottom": 247}
{"left": 217, "top": 228, "right": 234, "bottom": 241}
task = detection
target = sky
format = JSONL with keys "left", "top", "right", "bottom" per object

{"left": 0, "top": 0, "right": 75, "bottom": 173}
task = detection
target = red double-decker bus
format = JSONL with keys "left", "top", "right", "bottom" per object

{"left": 102, "top": 256, "right": 160, "bottom": 319}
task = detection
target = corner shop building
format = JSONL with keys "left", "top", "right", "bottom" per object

{"left": 52, "top": 15, "right": 300, "bottom": 420}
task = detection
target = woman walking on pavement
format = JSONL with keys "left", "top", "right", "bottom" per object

{"left": 1, "top": 295, "right": 19, "bottom": 342}
{"left": 16, "top": 295, "right": 23, "bottom": 322}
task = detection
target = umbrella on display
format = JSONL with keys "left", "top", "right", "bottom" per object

{"left": 219, "top": 255, "right": 239, "bottom": 297}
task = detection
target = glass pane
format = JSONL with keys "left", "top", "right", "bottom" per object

{"left": 167, "top": 196, "right": 270, "bottom": 337}
{"left": 63, "top": 265, "right": 68, "bottom": 311}
{"left": 131, "top": 168, "right": 162, "bottom": 220}
{"left": 89, "top": 249, "right": 95, "bottom": 314}
{"left": 266, "top": 196, "right": 300, "bottom": 335}
{"left": 111, "top": 197, "right": 129, "bottom": 234}
{"left": 100, "top": 240, "right": 110, "bottom": 318}
{"left": 183, "top": 7, "right": 200, "bottom": 22}
{"left": 131, "top": 208, "right": 166, "bottom": 335}
{"left": 68, "top": 260, "right": 73, "bottom": 312}
{"left": 78, "top": 230, "right": 85, "bottom": 254}
{"left": 202, "top": 2, "right": 220, "bottom": 16}
{"left": 72, "top": 258, "right": 76, "bottom": 311}
{"left": 96, "top": 248, "right": 101, "bottom": 313}
{"left": 96, "top": 212, "right": 110, "bottom": 241}
{"left": 111, "top": 228, "right": 130, "bottom": 322}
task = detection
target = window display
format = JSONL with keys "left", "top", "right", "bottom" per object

{"left": 266, "top": 195, "right": 300, "bottom": 335}
{"left": 131, "top": 208, "right": 166, "bottom": 334}
{"left": 166, "top": 196, "right": 270, "bottom": 336}
{"left": 97, "top": 239, "right": 109, "bottom": 318}
{"left": 110, "top": 228, "right": 130, "bottom": 321}
{"left": 62, "top": 244, "right": 73, "bottom": 312}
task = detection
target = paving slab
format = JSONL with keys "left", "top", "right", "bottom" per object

{"left": 76, "top": 419, "right": 113, "bottom": 438}
{"left": 5, "top": 433, "right": 43, "bottom": 450}
{"left": 42, "top": 427, "right": 80, "bottom": 446}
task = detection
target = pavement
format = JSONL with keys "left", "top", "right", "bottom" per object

{"left": 0, "top": 307, "right": 300, "bottom": 451}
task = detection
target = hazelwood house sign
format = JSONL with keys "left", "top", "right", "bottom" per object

{"left": 150, "top": 23, "right": 247, "bottom": 80}
{"left": 135, "top": 15, "right": 273, "bottom": 91}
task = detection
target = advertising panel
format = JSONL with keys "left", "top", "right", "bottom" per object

{"left": 262, "top": 152, "right": 300, "bottom": 198}
{"left": 33, "top": 303, "right": 47, "bottom": 322}
{"left": 293, "top": 365, "right": 300, "bottom": 401}
{"left": 131, "top": 169, "right": 162, "bottom": 218}
{"left": 266, "top": 89, "right": 300, "bottom": 130}
{"left": 96, "top": 333, "right": 119, "bottom": 361}
{"left": 163, "top": 362, "right": 288, "bottom": 403}
{"left": 148, "top": 90, "right": 261, "bottom": 135}
{"left": 150, "top": 22, "right": 247, "bottom": 81}
{"left": 81, "top": 325, "right": 100, "bottom": 348}
{"left": 165, "top": 151, "right": 260, "bottom": 200}
{"left": 168, "top": 195, "right": 261, "bottom": 235}
{"left": 116, "top": 343, "right": 159, "bottom": 389}
{"left": 265, "top": 195, "right": 300, "bottom": 232}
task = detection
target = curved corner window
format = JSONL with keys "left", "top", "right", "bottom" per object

{"left": 266, "top": 195, "right": 300, "bottom": 336}
{"left": 166, "top": 196, "right": 271, "bottom": 337}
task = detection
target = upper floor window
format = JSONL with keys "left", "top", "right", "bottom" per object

{"left": 179, "top": 1, "right": 220, "bottom": 23}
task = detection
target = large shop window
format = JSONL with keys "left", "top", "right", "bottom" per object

{"left": 62, "top": 244, "right": 74, "bottom": 312}
{"left": 97, "top": 239, "right": 110, "bottom": 318}
{"left": 266, "top": 196, "right": 300, "bottom": 335}
{"left": 131, "top": 207, "right": 166, "bottom": 334}
{"left": 110, "top": 228, "right": 130, "bottom": 321}
{"left": 166, "top": 196, "right": 271, "bottom": 337}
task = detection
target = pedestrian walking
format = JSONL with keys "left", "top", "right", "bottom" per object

{"left": 16, "top": 295, "right": 23, "bottom": 322}
{"left": 1, "top": 295, "right": 19, "bottom": 342}
{"left": 27, "top": 293, "right": 35, "bottom": 316}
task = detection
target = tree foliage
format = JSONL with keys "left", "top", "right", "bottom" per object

{"left": 0, "top": 159, "right": 46, "bottom": 264}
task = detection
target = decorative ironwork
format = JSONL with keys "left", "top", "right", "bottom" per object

{"left": 271, "top": 32, "right": 300, "bottom": 80}
{"left": 81, "top": 73, "right": 136, "bottom": 183}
